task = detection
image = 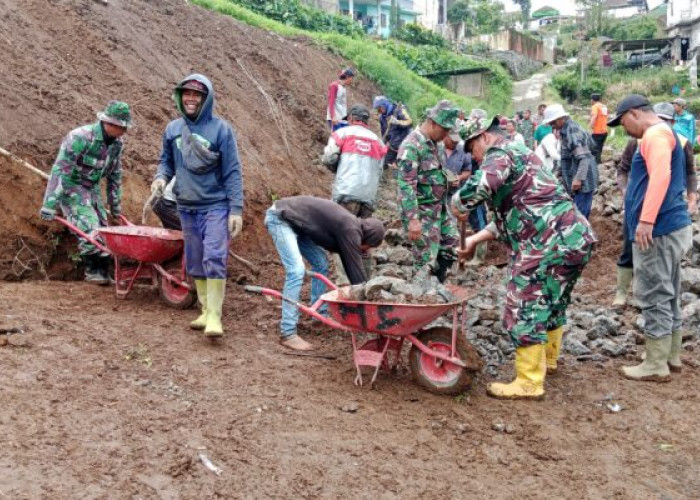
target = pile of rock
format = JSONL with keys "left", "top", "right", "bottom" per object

{"left": 338, "top": 275, "right": 456, "bottom": 304}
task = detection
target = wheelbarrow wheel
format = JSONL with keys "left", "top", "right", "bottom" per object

{"left": 158, "top": 273, "right": 197, "bottom": 310}
{"left": 409, "top": 327, "right": 481, "bottom": 395}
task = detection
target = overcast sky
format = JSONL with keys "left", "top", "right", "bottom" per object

{"left": 501, "top": 0, "right": 665, "bottom": 16}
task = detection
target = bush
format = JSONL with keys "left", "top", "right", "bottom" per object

{"left": 392, "top": 23, "right": 448, "bottom": 48}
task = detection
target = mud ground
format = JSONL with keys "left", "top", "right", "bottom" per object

{"left": 1, "top": 280, "right": 699, "bottom": 499}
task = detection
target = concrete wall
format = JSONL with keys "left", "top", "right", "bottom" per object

{"left": 445, "top": 72, "right": 485, "bottom": 98}
{"left": 469, "top": 29, "right": 554, "bottom": 63}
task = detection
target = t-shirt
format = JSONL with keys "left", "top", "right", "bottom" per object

{"left": 638, "top": 123, "right": 675, "bottom": 224}
{"left": 444, "top": 143, "right": 471, "bottom": 175}
{"left": 591, "top": 102, "right": 608, "bottom": 135}
{"left": 533, "top": 124, "right": 552, "bottom": 144}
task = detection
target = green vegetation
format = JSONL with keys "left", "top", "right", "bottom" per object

{"left": 392, "top": 23, "right": 448, "bottom": 48}
{"left": 191, "top": 0, "right": 512, "bottom": 115}
{"left": 446, "top": 0, "right": 505, "bottom": 36}
{"left": 601, "top": 15, "right": 660, "bottom": 41}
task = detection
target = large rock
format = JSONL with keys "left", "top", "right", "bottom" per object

{"left": 599, "top": 339, "right": 628, "bottom": 357}
{"left": 564, "top": 337, "right": 591, "bottom": 356}
{"left": 681, "top": 267, "right": 700, "bottom": 294}
{"left": 384, "top": 247, "right": 413, "bottom": 266}
{"left": 364, "top": 276, "right": 405, "bottom": 300}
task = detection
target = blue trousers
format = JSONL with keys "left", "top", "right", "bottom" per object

{"left": 264, "top": 208, "right": 328, "bottom": 338}
{"left": 573, "top": 191, "right": 593, "bottom": 219}
{"left": 468, "top": 203, "right": 487, "bottom": 232}
{"left": 179, "top": 208, "right": 229, "bottom": 279}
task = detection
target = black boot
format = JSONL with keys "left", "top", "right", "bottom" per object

{"left": 84, "top": 255, "right": 109, "bottom": 285}
{"left": 433, "top": 255, "right": 454, "bottom": 283}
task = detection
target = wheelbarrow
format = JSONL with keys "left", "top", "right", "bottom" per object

{"left": 54, "top": 215, "right": 196, "bottom": 309}
{"left": 246, "top": 272, "right": 483, "bottom": 395}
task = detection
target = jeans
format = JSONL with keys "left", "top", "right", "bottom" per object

{"left": 264, "top": 208, "right": 329, "bottom": 338}
{"left": 573, "top": 191, "right": 593, "bottom": 219}
{"left": 468, "top": 203, "right": 487, "bottom": 232}
{"left": 179, "top": 208, "right": 229, "bottom": 279}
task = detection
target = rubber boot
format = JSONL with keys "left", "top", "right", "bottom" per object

{"left": 434, "top": 255, "right": 454, "bottom": 283}
{"left": 621, "top": 336, "right": 672, "bottom": 382}
{"left": 612, "top": 266, "right": 633, "bottom": 308}
{"left": 190, "top": 279, "right": 208, "bottom": 330}
{"left": 204, "top": 279, "right": 225, "bottom": 337}
{"left": 545, "top": 326, "right": 564, "bottom": 374}
{"left": 467, "top": 242, "right": 487, "bottom": 267}
{"left": 487, "top": 344, "right": 546, "bottom": 400}
{"left": 668, "top": 330, "right": 683, "bottom": 373}
{"left": 84, "top": 255, "right": 108, "bottom": 285}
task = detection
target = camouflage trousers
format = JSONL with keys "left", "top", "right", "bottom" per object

{"left": 59, "top": 189, "right": 109, "bottom": 257}
{"left": 503, "top": 245, "right": 593, "bottom": 347}
{"left": 404, "top": 201, "right": 458, "bottom": 271}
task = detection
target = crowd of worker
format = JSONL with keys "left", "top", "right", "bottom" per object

{"left": 38, "top": 66, "right": 698, "bottom": 400}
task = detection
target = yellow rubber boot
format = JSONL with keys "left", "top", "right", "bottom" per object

{"left": 204, "top": 279, "right": 225, "bottom": 337}
{"left": 190, "top": 279, "right": 208, "bottom": 330}
{"left": 487, "top": 344, "right": 546, "bottom": 400}
{"left": 545, "top": 327, "right": 564, "bottom": 373}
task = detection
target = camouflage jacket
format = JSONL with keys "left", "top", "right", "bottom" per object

{"left": 42, "top": 122, "right": 123, "bottom": 215}
{"left": 517, "top": 118, "right": 535, "bottom": 149}
{"left": 559, "top": 118, "right": 598, "bottom": 194}
{"left": 454, "top": 138, "right": 597, "bottom": 274}
{"left": 397, "top": 129, "right": 449, "bottom": 220}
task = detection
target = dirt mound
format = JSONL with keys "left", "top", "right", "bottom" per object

{"left": 0, "top": 0, "right": 379, "bottom": 278}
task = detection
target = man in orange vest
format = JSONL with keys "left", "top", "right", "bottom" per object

{"left": 589, "top": 93, "right": 608, "bottom": 164}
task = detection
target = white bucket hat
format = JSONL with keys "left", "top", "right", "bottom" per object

{"left": 542, "top": 104, "right": 569, "bottom": 125}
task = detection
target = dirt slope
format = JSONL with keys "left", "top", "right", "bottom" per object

{"left": 0, "top": 0, "right": 378, "bottom": 278}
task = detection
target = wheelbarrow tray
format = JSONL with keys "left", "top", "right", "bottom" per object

{"left": 97, "top": 226, "right": 184, "bottom": 263}
{"left": 319, "top": 284, "right": 476, "bottom": 336}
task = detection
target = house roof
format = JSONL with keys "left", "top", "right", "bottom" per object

{"left": 532, "top": 6, "right": 560, "bottom": 19}
{"left": 603, "top": 0, "right": 647, "bottom": 10}
{"left": 601, "top": 38, "right": 671, "bottom": 52}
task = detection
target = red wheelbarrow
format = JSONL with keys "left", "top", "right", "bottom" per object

{"left": 246, "top": 272, "right": 483, "bottom": 395}
{"left": 54, "top": 215, "right": 196, "bottom": 309}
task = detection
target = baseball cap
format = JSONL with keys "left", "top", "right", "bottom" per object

{"left": 672, "top": 98, "right": 687, "bottom": 107}
{"left": 427, "top": 100, "right": 460, "bottom": 130}
{"left": 607, "top": 94, "right": 651, "bottom": 127}
{"left": 348, "top": 104, "right": 370, "bottom": 123}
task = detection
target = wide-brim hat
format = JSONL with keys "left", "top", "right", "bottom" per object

{"left": 541, "top": 104, "right": 568, "bottom": 125}
{"left": 653, "top": 102, "right": 675, "bottom": 121}
{"left": 427, "top": 100, "right": 460, "bottom": 130}
{"left": 462, "top": 115, "right": 500, "bottom": 143}
{"left": 97, "top": 100, "right": 132, "bottom": 129}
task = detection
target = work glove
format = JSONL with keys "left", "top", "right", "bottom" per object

{"left": 39, "top": 207, "right": 55, "bottom": 221}
{"left": 228, "top": 214, "right": 243, "bottom": 239}
{"left": 151, "top": 178, "right": 166, "bottom": 195}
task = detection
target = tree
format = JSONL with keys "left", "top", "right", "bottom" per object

{"left": 512, "top": 0, "right": 531, "bottom": 28}
{"left": 576, "top": 0, "right": 604, "bottom": 35}
{"left": 447, "top": 0, "right": 504, "bottom": 36}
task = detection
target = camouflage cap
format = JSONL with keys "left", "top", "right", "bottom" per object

{"left": 469, "top": 108, "right": 487, "bottom": 120}
{"left": 427, "top": 100, "right": 459, "bottom": 130}
{"left": 462, "top": 114, "right": 499, "bottom": 143}
{"left": 448, "top": 121, "right": 467, "bottom": 142}
{"left": 97, "top": 100, "right": 132, "bottom": 129}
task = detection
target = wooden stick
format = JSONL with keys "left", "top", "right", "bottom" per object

{"left": 229, "top": 249, "right": 259, "bottom": 275}
{"left": 459, "top": 219, "right": 467, "bottom": 270}
{"left": 0, "top": 146, "right": 49, "bottom": 180}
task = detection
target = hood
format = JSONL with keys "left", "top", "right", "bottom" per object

{"left": 360, "top": 218, "right": 386, "bottom": 247}
{"left": 173, "top": 73, "right": 215, "bottom": 125}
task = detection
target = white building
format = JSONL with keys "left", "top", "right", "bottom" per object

{"left": 667, "top": 0, "right": 700, "bottom": 62}
{"left": 576, "top": 0, "right": 648, "bottom": 20}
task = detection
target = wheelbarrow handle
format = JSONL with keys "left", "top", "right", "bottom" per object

{"left": 244, "top": 285, "right": 264, "bottom": 294}
{"left": 305, "top": 270, "right": 338, "bottom": 290}
{"left": 54, "top": 216, "right": 112, "bottom": 255}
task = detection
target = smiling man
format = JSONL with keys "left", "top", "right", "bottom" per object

{"left": 152, "top": 75, "right": 244, "bottom": 338}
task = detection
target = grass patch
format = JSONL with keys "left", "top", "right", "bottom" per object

{"left": 191, "top": 0, "right": 510, "bottom": 116}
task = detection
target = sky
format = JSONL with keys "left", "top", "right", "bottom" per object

{"left": 500, "top": 0, "right": 665, "bottom": 16}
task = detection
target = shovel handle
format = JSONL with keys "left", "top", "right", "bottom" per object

{"left": 459, "top": 219, "right": 467, "bottom": 270}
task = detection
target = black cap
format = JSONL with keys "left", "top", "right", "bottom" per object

{"left": 607, "top": 94, "right": 651, "bottom": 127}
{"left": 349, "top": 104, "right": 370, "bottom": 123}
{"left": 591, "top": 93, "right": 601, "bottom": 101}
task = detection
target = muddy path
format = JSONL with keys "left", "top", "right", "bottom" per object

{"left": 1, "top": 281, "right": 699, "bottom": 498}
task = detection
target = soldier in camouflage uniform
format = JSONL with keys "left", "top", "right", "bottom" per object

{"left": 516, "top": 109, "right": 535, "bottom": 149}
{"left": 40, "top": 101, "right": 132, "bottom": 284}
{"left": 397, "top": 100, "right": 460, "bottom": 282}
{"left": 452, "top": 114, "right": 597, "bottom": 400}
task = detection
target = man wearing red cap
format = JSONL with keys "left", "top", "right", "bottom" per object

{"left": 152, "top": 74, "right": 244, "bottom": 338}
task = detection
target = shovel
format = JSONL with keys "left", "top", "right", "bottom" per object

{"left": 459, "top": 218, "right": 467, "bottom": 271}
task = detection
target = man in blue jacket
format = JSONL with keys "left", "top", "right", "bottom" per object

{"left": 372, "top": 96, "right": 412, "bottom": 172}
{"left": 152, "top": 74, "right": 244, "bottom": 338}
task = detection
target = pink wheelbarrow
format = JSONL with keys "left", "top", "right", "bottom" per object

{"left": 54, "top": 215, "right": 196, "bottom": 309}
{"left": 246, "top": 272, "right": 483, "bottom": 395}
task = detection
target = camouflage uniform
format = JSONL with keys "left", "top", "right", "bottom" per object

{"left": 397, "top": 101, "right": 460, "bottom": 272}
{"left": 42, "top": 102, "right": 130, "bottom": 256}
{"left": 454, "top": 136, "right": 597, "bottom": 347}
{"left": 517, "top": 118, "right": 535, "bottom": 149}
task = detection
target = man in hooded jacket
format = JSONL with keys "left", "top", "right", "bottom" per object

{"left": 152, "top": 74, "right": 244, "bottom": 338}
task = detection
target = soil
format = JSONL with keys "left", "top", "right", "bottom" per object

{"left": 2, "top": 1, "right": 700, "bottom": 498}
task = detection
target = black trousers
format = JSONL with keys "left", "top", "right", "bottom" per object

{"left": 151, "top": 198, "right": 181, "bottom": 230}
{"left": 592, "top": 133, "right": 607, "bottom": 164}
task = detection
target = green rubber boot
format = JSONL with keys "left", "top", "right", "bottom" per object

{"left": 612, "top": 267, "right": 633, "bottom": 308}
{"left": 190, "top": 279, "right": 208, "bottom": 330}
{"left": 204, "top": 279, "right": 226, "bottom": 337}
{"left": 621, "top": 336, "right": 672, "bottom": 382}
{"left": 668, "top": 330, "right": 683, "bottom": 373}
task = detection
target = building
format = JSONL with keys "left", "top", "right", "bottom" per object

{"left": 667, "top": 0, "right": 700, "bottom": 62}
{"left": 337, "top": 0, "right": 421, "bottom": 37}
{"left": 528, "top": 6, "right": 574, "bottom": 31}
{"left": 577, "top": 0, "right": 648, "bottom": 20}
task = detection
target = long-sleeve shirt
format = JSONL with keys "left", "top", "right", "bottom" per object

{"left": 535, "top": 132, "right": 560, "bottom": 172}
{"left": 42, "top": 121, "right": 123, "bottom": 216}
{"left": 559, "top": 118, "right": 598, "bottom": 194}
{"left": 274, "top": 196, "right": 373, "bottom": 284}
{"left": 617, "top": 136, "right": 696, "bottom": 194}
{"left": 674, "top": 110, "right": 696, "bottom": 146}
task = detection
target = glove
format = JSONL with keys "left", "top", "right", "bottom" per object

{"left": 151, "top": 178, "right": 166, "bottom": 195}
{"left": 389, "top": 116, "right": 399, "bottom": 125}
{"left": 40, "top": 207, "right": 55, "bottom": 221}
{"left": 228, "top": 214, "right": 243, "bottom": 239}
